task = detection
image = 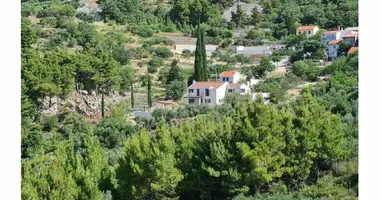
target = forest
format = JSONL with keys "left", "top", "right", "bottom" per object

{"left": 21, "top": 0, "right": 358, "bottom": 199}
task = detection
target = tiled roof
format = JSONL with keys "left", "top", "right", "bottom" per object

{"left": 227, "top": 83, "right": 242, "bottom": 88}
{"left": 322, "top": 30, "right": 339, "bottom": 35}
{"left": 348, "top": 47, "right": 358, "bottom": 54}
{"left": 189, "top": 82, "right": 225, "bottom": 89}
{"left": 343, "top": 33, "right": 358, "bottom": 38}
{"left": 220, "top": 71, "right": 236, "bottom": 77}
{"left": 328, "top": 40, "right": 342, "bottom": 45}
{"left": 296, "top": 26, "right": 317, "bottom": 31}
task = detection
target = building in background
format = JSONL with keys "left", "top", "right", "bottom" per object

{"left": 296, "top": 25, "right": 319, "bottom": 38}
{"left": 219, "top": 71, "right": 242, "bottom": 83}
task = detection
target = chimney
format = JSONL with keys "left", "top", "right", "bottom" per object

{"left": 192, "top": 80, "right": 196, "bottom": 85}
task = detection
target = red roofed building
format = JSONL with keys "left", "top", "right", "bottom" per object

{"left": 342, "top": 33, "right": 358, "bottom": 46}
{"left": 327, "top": 40, "right": 342, "bottom": 61}
{"left": 296, "top": 25, "right": 319, "bottom": 38}
{"left": 227, "top": 83, "right": 250, "bottom": 95}
{"left": 321, "top": 29, "right": 342, "bottom": 45}
{"left": 187, "top": 81, "right": 228, "bottom": 106}
{"left": 348, "top": 47, "right": 358, "bottom": 55}
{"left": 219, "top": 71, "right": 242, "bottom": 83}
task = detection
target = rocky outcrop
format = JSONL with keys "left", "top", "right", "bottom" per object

{"left": 40, "top": 91, "right": 131, "bottom": 118}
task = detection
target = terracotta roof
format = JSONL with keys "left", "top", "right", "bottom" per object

{"left": 348, "top": 47, "right": 358, "bottom": 55}
{"left": 322, "top": 30, "right": 339, "bottom": 35}
{"left": 328, "top": 40, "right": 342, "bottom": 45}
{"left": 227, "top": 83, "right": 242, "bottom": 88}
{"left": 343, "top": 33, "right": 358, "bottom": 38}
{"left": 189, "top": 82, "right": 225, "bottom": 89}
{"left": 220, "top": 71, "right": 236, "bottom": 77}
{"left": 296, "top": 26, "right": 317, "bottom": 31}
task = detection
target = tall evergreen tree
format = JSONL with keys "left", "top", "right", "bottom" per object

{"left": 193, "top": 20, "right": 207, "bottom": 81}
{"left": 131, "top": 83, "right": 134, "bottom": 108}
{"left": 147, "top": 75, "right": 152, "bottom": 108}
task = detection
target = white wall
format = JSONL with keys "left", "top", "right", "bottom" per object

{"left": 327, "top": 44, "right": 339, "bottom": 59}
{"left": 215, "top": 84, "right": 228, "bottom": 106}
{"left": 297, "top": 27, "right": 319, "bottom": 38}
{"left": 176, "top": 44, "right": 218, "bottom": 56}
{"left": 321, "top": 32, "right": 341, "bottom": 45}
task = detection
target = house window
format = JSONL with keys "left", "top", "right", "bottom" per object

{"left": 228, "top": 89, "right": 234, "bottom": 93}
{"left": 205, "top": 99, "right": 211, "bottom": 103}
{"left": 205, "top": 89, "right": 210, "bottom": 96}
{"left": 308, "top": 31, "right": 311, "bottom": 34}
{"left": 226, "top": 77, "right": 229, "bottom": 82}
{"left": 222, "top": 77, "right": 226, "bottom": 81}
{"left": 241, "top": 89, "right": 245, "bottom": 93}
{"left": 197, "top": 89, "right": 200, "bottom": 96}
{"left": 189, "top": 89, "right": 193, "bottom": 93}
{"left": 188, "top": 99, "right": 195, "bottom": 104}
{"left": 219, "top": 99, "right": 222, "bottom": 103}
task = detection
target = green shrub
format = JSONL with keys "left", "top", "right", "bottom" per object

{"left": 131, "top": 26, "right": 154, "bottom": 37}
{"left": 153, "top": 46, "right": 173, "bottom": 58}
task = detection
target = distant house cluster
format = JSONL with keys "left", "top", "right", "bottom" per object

{"left": 187, "top": 71, "right": 269, "bottom": 106}
{"left": 296, "top": 25, "right": 358, "bottom": 61}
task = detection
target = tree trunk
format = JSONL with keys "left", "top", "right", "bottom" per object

{"left": 131, "top": 83, "right": 134, "bottom": 108}
{"left": 101, "top": 91, "right": 105, "bottom": 118}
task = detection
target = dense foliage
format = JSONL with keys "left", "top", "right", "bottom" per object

{"left": 21, "top": 0, "right": 358, "bottom": 199}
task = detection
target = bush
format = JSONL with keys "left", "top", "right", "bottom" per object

{"left": 153, "top": 46, "right": 173, "bottom": 58}
{"left": 131, "top": 26, "right": 154, "bottom": 37}
{"left": 166, "top": 80, "right": 186, "bottom": 101}
{"left": 235, "top": 54, "right": 252, "bottom": 64}
{"left": 143, "top": 37, "right": 174, "bottom": 46}
{"left": 182, "top": 49, "right": 192, "bottom": 58}
{"left": 40, "top": 17, "right": 58, "bottom": 28}
{"left": 291, "top": 61, "right": 321, "bottom": 81}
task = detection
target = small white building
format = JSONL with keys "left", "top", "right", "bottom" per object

{"left": 226, "top": 83, "right": 250, "bottom": 95}
{"left": 327, "top": 40, "right": 342, "bottom": 61}
{"left": 219, "top": 71, "right": 242, "bottom": 83}
{"left": 187, "top": 81, "right": 228, "bottom": 106}
{"left": 231, "top": 45, "right": 245, "bottom": 53}
{"left": 296, "top": 25, "right": 319, "bottom": 38}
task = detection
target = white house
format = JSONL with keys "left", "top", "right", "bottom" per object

{"left": 226, "top": 83, "right": 250, "bottom": 95}
{"left": 220, "top": 71, "right": 242, "bottom": 83}
{"left": 321, "top": 30, "right": 341, "bottom": 45}
{"left": 327, "top": 40, "right": 342, "bottom": 60}
{"left": 187, "top": 81, "right": 228, "bottom": 106}
{"left": 296, "top": 26, "right": 319, "bottom": 38}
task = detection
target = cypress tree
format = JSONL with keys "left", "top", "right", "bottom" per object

{"left": 147, "top": 75, "right": 152, "bottom": 108}
{"left": 193, "top": 21, "right": 203, "bottom": 81}
{"left": 131, "top": 83, "right": 134, "bottom": 108}
{"left": 200, "top": 25, "right": 207, "bottom": 80}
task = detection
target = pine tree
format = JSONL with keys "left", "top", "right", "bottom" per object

{"left": 147, "top": 75, "right": 152, "bottom": 108}
{"left": 101, "top": 90, "right": 105, "bottom": 118}
{"left": 250, "top": 7, "right": 262, "bottom": 26}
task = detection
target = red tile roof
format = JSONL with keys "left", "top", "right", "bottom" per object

{"left": 328, "top": 40, "right": 342, "bottom": 45}
{"left": 227, "top": 83, "right": 242, "bottom": 88}
{"left": 322, "top": 30, "right": 339, "bottom": 35}
{"left": 296, "top": 26, "right": 317, "bottom": 31}
{"left": 343, "top": 33, "right": 358, "bottom": 38}
{"left": 190, "top": 82, "right": 225, "bottom": 89}
{"left": 220, "top": 71, "right": 236, "bottom": 77}
{"left": 348, "top": 47, "right": 358, "bottom": 55}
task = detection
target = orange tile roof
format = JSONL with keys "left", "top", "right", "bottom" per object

{"left": 322, "top": 30, "right": 339, "bottom": 35}
{"left": 220, "top": 71, "right": 236, "bottom": 77}
{"left": 190, "top": 82, "right": 225, "bottom": 89}
{"left": 343, "top": 33, "right": 358, "bottom": 38}
{"left": 296, "top": 26, "right": 317, "bottom": 31}
{"left": 348, "top": 47, "right": 358, "bottom": 54}
{"left": 328, "top": 40, "right": 342, "bottom": 45}
{"left": 227, "top": 83, "right": 242, "bottom": 88}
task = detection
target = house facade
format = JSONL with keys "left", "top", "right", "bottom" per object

{"left": 220, "top": 71, "right": 242, "bottom": 83}
{"left": 187, "top": 82, "right": 228, "bottom": 106}
{"left": 342, "top": 33, "right": 358, "bottom": 46}
{"left": 296, "top": 26, "right": 319, "bottom": 38}
{"left": 327, "top": 40, "right": 342, "bottom": 60}
{"left": 226, "top": 83, "right": 250, "bottom": 95}
{"left": 321, "top": 30, "right": 341, "bottom": 45}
